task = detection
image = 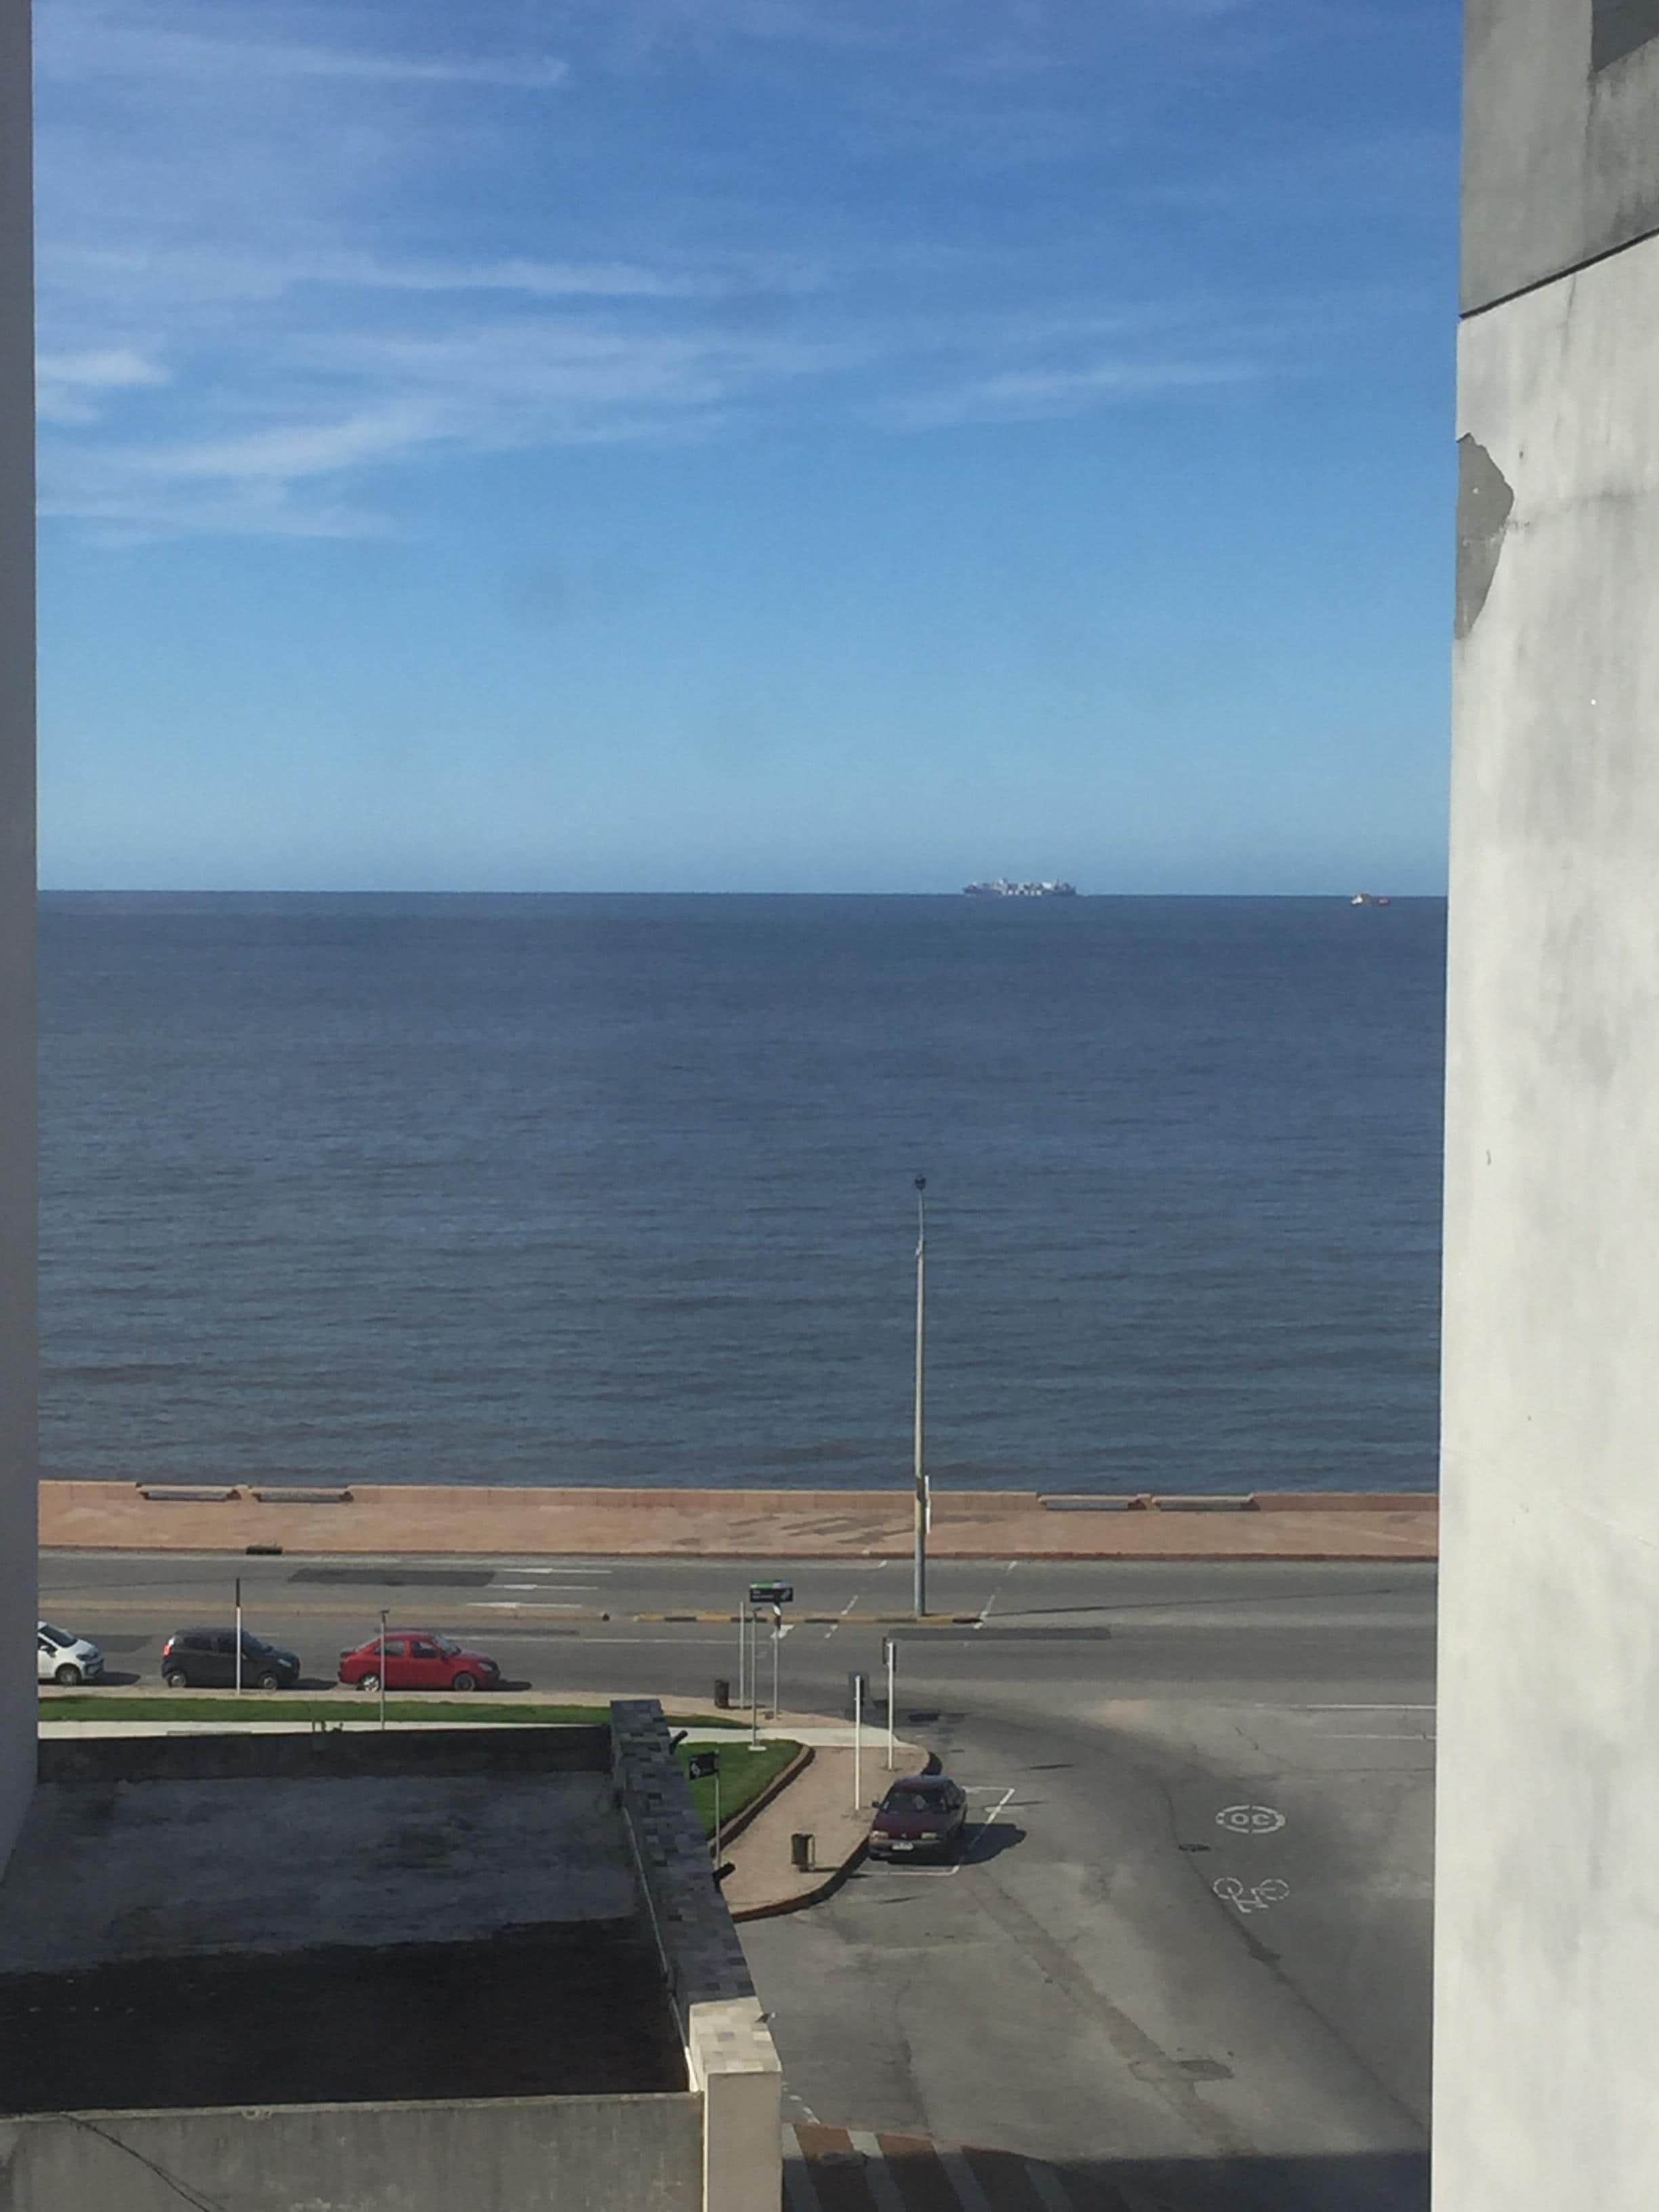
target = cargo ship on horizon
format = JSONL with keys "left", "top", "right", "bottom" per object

{"left": 963, "top": 878, "right": 1077, "bottom": 898}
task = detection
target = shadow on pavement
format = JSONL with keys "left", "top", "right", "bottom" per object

{"left": 936, "top": 2144, "right": 1428, "bottom": 2211}
{"left": 964, "top": 1820, "right": 1025, "bottom": 1864}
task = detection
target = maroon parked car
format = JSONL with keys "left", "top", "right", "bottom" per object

{"left": 867, "top": 1774, "right": 968, "bottom": 1862}
{"left": 337, "top": 1629, "right": 501, "bottom": 1694}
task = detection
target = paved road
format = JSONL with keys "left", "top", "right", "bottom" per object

{"left": 39, "top": 1551, "right": 1435, "bottom": 2211}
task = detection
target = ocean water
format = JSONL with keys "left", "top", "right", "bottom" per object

{"left": 39, "top": 895, "right": 1446, "bottom": 1495}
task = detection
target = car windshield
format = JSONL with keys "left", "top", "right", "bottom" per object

{"left": 240, "top": 1634, "right": 272, "bottom": 1654}
{"left": 434, "top": 1637, "right": 459, "bottom": 1656}
{"left": 882, "top": 1788, "right": 942, "bottom": 1815}
{"left": 39, "top": 1624, "right": 71, "bottom": 1648}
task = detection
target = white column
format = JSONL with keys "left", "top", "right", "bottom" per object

{"left": 1438, "top": 9, "right": 1659, "bottom": 2205}
{"left": 0, "top": 0, "right": 38, "bottom": 1872}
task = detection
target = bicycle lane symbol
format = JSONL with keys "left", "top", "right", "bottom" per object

{"left": 1213, "top": 1875, "right": 1290, "bottom": 1915}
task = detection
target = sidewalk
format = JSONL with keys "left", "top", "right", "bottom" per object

{"left": 39, "top": 1479, "right": 1438, "bottom": 1561}
{"left": 722, "top": 1741, "right": 920, "bottom": 1922}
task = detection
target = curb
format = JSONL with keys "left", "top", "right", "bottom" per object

{"left": 714, "top": 1742, "right": 815, "bottom": 1849}
{"left": 731, "top": 1837, "right": 868, "bottom": 1923}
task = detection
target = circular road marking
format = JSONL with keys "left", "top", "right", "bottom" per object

{"left": 1216, "top": 1803, "right": 1286, "bottom": 1835}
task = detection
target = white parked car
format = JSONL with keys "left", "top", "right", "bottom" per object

{"left": 37, "top": 1622, "right": 104, "bottom": 1685}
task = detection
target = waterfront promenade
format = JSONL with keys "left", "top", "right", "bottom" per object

{"left": 39, "top": 1480, "right": 1436, "bottom": 1559}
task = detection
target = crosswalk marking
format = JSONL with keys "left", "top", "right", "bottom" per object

{"left": 939, "top": 2147, "right": 994, "bottom": 2211}
{"left": 782, "top": 2140, "right": 824, "bottom": 2212}
{"left": 1022, "top": 2160, "right": 1076, "bottom": 2211}
{"left": 848, "top": 2131, "right": 908, "bottom": 2212}
{"left": 784, "top": 2123, "right": 1081, "bottom": 2211}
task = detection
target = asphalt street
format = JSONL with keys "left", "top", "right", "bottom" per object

{"left": 38, "top": 1550, "right": 1435, "bottom": 2212}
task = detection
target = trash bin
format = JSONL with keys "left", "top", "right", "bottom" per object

{"left": 791, "top": 1833, "right": 813, "bottom": 1872}
{"left": 713, "top": 1677, "right": 731, "bottom": 1709}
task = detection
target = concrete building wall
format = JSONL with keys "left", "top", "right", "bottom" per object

{"left": 0, "top": 2093, "right": 704, "bottom": 2212}
{"left": 612, "top": 1701, "right": 783, "bottom": 2212}
{"left": 1438, "top": 5, "right": 1659, "bottom": 2207}
{"left": 0, "top": 0, "right": 37, "bottom": 1875}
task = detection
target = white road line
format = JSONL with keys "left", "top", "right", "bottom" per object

{"left": 977, "top": 1557, "right": 1020, "bottom": 1629}
{"left": 1324, "top": 1732, "right": 1434, "bottom": 1741}
{"left": 491, "top": 1565, "right": 611, "bottom": 1577}
{"left": 1023, "top": 2162, "right": 1077, "bottom": 2211}
{"left": 471, "top": 1601, "right": 589, "bottom": 1611}
{"left": 824, "top": 1594, "right": 861, "bottom": 1640}
{"left": 848, "top": 2133, "right": 907, "bottom": 2212}
{"left": 905, "top": 1785, "right": 1017, "bottom": 1878}
{"left": 940, "top": 2146, "right": 994, "bottom": 2211}
{"left": 1300, "top": 1703, "right": 1434, "bottom": 1712}
{"left": 580, "top": 1636, "right": 724, "bottom": 1647}
{"left": 781, "top": 2130, "right": 824, "bottom": 2212}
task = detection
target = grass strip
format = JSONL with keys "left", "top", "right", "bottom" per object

{"left": 677, "top": 1738, "right": 801, "bottom": 1839}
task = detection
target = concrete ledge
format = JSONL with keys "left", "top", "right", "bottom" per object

{"left": 39, "top": 1722, "right": 611, "bottom": 1786}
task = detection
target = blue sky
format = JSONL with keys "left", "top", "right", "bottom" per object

{"left": 34, "top": 0, "right": 1458, "bottom": 893}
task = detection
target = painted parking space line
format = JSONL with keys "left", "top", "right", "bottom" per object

{"left": 893, "top": 1786, "right": 1018, "bottom": 1880}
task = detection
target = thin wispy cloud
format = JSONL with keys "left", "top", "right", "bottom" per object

{"left": 33, "top": 0, "right": 1444, "bottom": 540}
{"left": 888, "top": 357, "right": 1262, "bottom": 430}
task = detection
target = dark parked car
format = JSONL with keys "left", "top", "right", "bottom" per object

{"left": 867, "top": 1774, "right": 968, "bottom": 1862}
{"left": 337, "top": 1629, "right": 501, "bottom": 1694}
{"left": 160, "top": 1628, "right": 301, "bottom": 1690}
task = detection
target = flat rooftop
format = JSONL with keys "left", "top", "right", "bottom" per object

{"left": 0, "top": 1738, "right": 686, "bottom": 2114}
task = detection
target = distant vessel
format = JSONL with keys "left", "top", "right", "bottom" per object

{"left": 1349, "top": 893, "right": 1393, "bottom": 907}
{"left": 964, "top": 879, "right": 1078, "bottom": 898}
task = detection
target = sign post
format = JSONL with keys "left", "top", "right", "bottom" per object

{"left": 853, "top": 1671, "right": 863, "bottom": 1811}
{"left": 234, "top": 1576, "right": 243, "bottom": 1697}
{"left": 884, "top": 1635, "right": 897, "bottom": 1768}
{"left": 747, "top": 1584, "right": 792, "bottom": 1727}
{"left": 378, "top": 1608, "right": 388, "bottom": 1734}
{"left": 912, "top": 1177, "right": 929, "bottom": 1620}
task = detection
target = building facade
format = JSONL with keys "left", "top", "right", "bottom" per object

{"left": 0, "top": 0, "right": 37, "bottom": 1872}
{"left": 1438, "top": 4, "right": 1659, "bottom": 2205}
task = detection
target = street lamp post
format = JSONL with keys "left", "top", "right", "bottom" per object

{"left": 913, "top": 1176, "right": 928, "bottom": 1620}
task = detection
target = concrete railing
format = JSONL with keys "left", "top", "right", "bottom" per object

{"left": 0, "top": 2093, "right": 703, "bottom": 2212}
{"left": 612, "top": 1699, "right": 782, "bottom": 2212}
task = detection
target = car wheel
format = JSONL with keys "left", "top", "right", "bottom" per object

{"left": 450, "top": 1671, "right": 478, "bottom": 1693}
{"left": 358, "top": 1672, "right": 381, "bottom": 1693}
{"left": 258, "top": 1671, "right": 282, "bottom": 1691}
{"left": 53, "top": 1663, "right": 83, "bottom": 1686}
{"left": 163, "top": 1669, "right": 188, "bottom": 1689}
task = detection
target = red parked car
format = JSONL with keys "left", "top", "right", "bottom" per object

{"left": 337, "top": 1629, "right": 501, "bottom": 1694}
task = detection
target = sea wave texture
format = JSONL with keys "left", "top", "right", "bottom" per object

{"left": 40, "top": 895, "right": 1445, "bottom": 1494}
